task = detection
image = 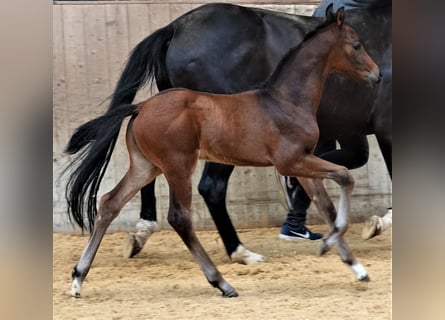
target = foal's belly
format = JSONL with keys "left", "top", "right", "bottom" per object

{"left": 198, "top": 145, "right": 272, "bottom": 167}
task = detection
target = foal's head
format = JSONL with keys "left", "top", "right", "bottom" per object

{"left": 324, "top": 4, "right": 381, "bottom": 85}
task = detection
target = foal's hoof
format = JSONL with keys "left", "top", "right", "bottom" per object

{"left": 122, "top": 233, "right": 143, "bottom": 258}
{"left": 351, "top": 263, "right": 370, "bottom": 282}
{"left": 70, "top": 279, "right": 82, "bottom": 298}
{"left": 317, "top": 240, "right": 331, "bottom": 256}
{"left": 223, "top": 289, "right": 239, "bottom": 298}
{"left": 361, "top": 215, "right": 382, "bottom": 240}
{"left": 359, "top": 274, "right": 371, "bottom": 282}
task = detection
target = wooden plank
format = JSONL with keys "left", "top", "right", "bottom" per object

{"left": 105, "top": 4, "right": 131, "bottom": 87}
{"left": 169, "top": 2, "right": 194, "bottom": 21}
{"left": 127, "top": 3, "right": 151, "bottom": 48}
{"left": 53, "top": 4, "right": 68, "bottom": 154}
{"left": 61, "top": 5, "right": 90, "bottom": 135}
{"left": 148, "top": 3, "right": 172, "bottom": 30}
{"left": 53, "top": 5, "right": 69, "bottom": 205}
{"left": 84, "top": 5, "right": 111, "bottom": 116}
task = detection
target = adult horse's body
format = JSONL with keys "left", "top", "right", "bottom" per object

{"left": 66, "top": 1, "right": 392, "bottom": 263}
{"left": 66, "top": 7, "right": 380, "bottom": 297}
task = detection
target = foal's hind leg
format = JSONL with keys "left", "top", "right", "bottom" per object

{"left": 71, "top": 128, "right": 161, "bottom": 297}
{"left": 298, "top": 178, "right": 369, "bottom": 281}
{"left": 164, "top": 166, "right": 238, "bottom": 297}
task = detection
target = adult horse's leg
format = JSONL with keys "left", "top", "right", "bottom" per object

{"left": 165, "top": 166, "right": 238, "bottom": 297}
{"left": 361, "top": 131, "right": 392, "bottom": 239}
{"left": 198, "top": 162, "right": 265, "bottom": 264}
{"left": 362, "top": 83, "right": 392, "bottom": 239}
{"left": 298, "top": 177, "right": 369, "bottom": 281}
{"left": 122, "top": 181, "right": 160, "bottom": 258}
{"left": 71, "top": 126, "right": 161, "bottom": 297}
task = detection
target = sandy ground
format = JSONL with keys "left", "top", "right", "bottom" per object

{"left": 53, "top": 223, "right": 391, "bottom": 320}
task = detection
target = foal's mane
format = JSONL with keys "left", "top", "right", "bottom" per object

{"left": 261, "top": 8, "right": 340, "bottom": 88}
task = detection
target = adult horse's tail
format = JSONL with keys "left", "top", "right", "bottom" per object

{"left": 65, "top": 23, "right": 174, "bottom": 155}
{"left": 65, "top": 104, "right": 139, "bottom": 232}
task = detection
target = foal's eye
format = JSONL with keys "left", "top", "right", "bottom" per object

{"left": 353, "top": 42, "right": 362, "bottom": 50}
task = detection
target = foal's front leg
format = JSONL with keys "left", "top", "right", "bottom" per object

{"left": 298, "top": 177, "right": 369, "bottom": 281}
{"left": 277, "top": 153, "right": 368, "bottom": 281}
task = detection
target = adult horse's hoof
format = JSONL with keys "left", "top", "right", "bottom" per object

{"left": 361, "top": 215, "right": 382, "bottom": 240}
{"left": 231, "top": 244, "right": 265, "bottom": 265}
{"left": 122, "top": 233, "right": 143, "bottom": 258}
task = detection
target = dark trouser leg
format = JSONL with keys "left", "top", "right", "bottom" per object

{"left": 284, "top": 178, "right": 311, "bottom": 226}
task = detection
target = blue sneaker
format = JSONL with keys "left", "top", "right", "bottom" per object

{"left": 279, "top": 223, "right": 323, "bottom": 241}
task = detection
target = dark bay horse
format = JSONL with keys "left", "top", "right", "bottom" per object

{"left": 66, "top": 1, "right": 392, "bottom": 263}
{"left": 66, "top": 7, "right": 380, "bottom": 297}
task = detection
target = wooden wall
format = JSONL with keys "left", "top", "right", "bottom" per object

{"left": 53, "top": 1, "right": 391, "bottom": 234}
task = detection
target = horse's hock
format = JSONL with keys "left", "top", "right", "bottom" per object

{"left": 53, "top": 0, "right": 392, "bottom": 234}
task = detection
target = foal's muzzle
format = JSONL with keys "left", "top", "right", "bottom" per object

{"left": 367, "top": 67, "right": 382, "bottom": 85}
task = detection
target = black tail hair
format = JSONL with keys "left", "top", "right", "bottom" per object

{"left": 65, "top": 23, "right": 174, "bottom": 155}
{"left": 64, "top": 104, "right": 139, "bottom": 232}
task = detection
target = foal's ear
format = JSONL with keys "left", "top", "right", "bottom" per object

{"left": 336, "top": 7, "right": 345, "bottom": 28}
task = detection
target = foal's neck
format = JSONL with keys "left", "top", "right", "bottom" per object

{"left": 265, "top": 27, "right": 338, "bottom": 114}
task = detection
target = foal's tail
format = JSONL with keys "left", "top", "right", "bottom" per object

{"left": 65, "top": 104, "right": 139, "bottom": 232}
{"left": 65, "top": 23, "right": 174, "bottom": 155}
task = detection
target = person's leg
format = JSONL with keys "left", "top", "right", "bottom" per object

{"left": 319, "top": 135, "right": 369, "bottom": 170}
{"left": 279, "top": 135, "right": 369, "bottom": 240}
{"left": 278, "top": 175, "right": 324, "bottom": 240}
{"left": 278, "top": 139, "right": 336, "bottom": 240}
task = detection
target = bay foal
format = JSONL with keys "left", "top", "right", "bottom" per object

{"left": 66, "top": 6, "right": 380, "bottom": 297}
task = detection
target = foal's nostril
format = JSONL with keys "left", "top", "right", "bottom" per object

{"left": 376, "top": 71, "right": 383, "bottom": 83}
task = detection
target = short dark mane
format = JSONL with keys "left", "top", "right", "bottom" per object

{"left": 262, "top": 12, "right": 337, "bottom": 88}
{"left": 300, "top": 9, "right": 336, "bottom": 44}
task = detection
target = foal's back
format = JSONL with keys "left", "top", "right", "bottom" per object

{"left": 132, "top": 88, "right": 307, "bottom": 167}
